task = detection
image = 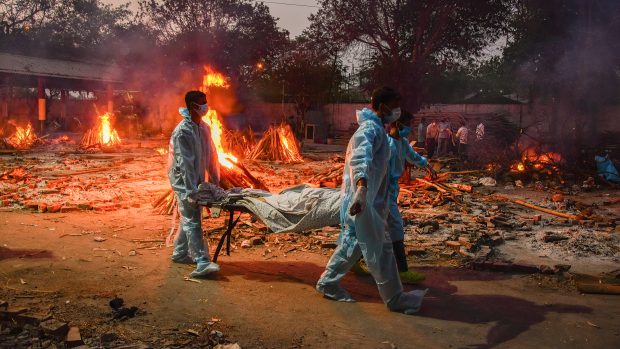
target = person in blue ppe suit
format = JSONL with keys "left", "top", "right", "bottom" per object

{"left": 169, "top": 90, "right": 221, "bottom": 278}
{"left": 316, "top": 87, "right": 428, "bottom": 314}
{"left": 387, "top": 111, "right": 436, "bottom": 278}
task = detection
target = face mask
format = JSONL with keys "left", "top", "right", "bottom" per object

{"left": 194, "top": 103, "right": 208, "bottom": 115}
{"left": 383, "top": 107, "right": 401, "bottom": 123}
{"left": 399, "top": 126, "right": 412, "bottom": 138}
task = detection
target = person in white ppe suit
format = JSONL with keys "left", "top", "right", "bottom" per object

{"left": 316, "top": 87, "right": 428, "bottom": 314}
{"left": 169, "top": 90, "right": 221, "bottom": 277}
{"left": 387, "top": 111, "right": 436, "bottom": 281}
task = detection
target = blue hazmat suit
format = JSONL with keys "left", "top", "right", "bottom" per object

{"left": 387, "top": 127, "right": 428, "bottom": 242}
{"left": 316, "top": 108, "right": 403, "bottom": 304}
{"left": 168, "top": 107, "right": 220, "bottom": 270}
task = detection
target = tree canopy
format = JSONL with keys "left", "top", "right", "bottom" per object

{"left": 306, "top": 0, "right": 514, "bottom": 110}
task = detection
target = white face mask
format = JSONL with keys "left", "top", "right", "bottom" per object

{"left": 194, "top": 103, "right": 208, "bottom": 115}
{"left": 384, "top": 107, "right": 401, "bottom": 123}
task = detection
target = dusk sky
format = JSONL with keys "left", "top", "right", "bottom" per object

{"left": 104, "top": 0, "right": 317, "bottom": 38}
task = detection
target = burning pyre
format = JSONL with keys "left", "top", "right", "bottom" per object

{"left": 80, "top": 113, "right": 122, "bottom": 148}
{"left": 247, "top": 124, "right": 303, "bottom": 163}
{"left": 510, "top": 148, "right": 562, "bottom": 176}
{"left": 4, "top": 123, "right": 38, "bottom": 149}
{"left": 153, "top": 65, "right": 267, "bottom": 214}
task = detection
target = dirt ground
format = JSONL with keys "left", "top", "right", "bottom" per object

{"left": 1, "top": 141, "right": 620, "bottom": 349}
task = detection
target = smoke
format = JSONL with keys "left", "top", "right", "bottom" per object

{"left": 514, "top": 0, "right": 620, "bottom": 158}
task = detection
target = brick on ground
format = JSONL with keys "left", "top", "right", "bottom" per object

{"left": 65, "top": 327, "right": 84, "bottom": 347}
{"left": 16, "top": 312, "right": 52, "bottom": 325}
{"left": 40, "top": 318, "right": 69, "bottom": 337}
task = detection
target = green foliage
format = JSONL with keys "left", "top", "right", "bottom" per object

{"left": 307, "top": 0, "right": 514, "bottom": 110}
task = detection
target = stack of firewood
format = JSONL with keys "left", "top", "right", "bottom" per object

{"left": 307, "top": 164, "right": 345, "bottom": 188}
{"left": 223, "top": 127, "right": 255, "bottom": 158}
{"left": 247, "top": 124, "right": 303, "bottom": 163}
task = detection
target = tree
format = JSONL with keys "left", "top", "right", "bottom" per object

{"left": 0, "top": 0, "right": 133, "bottom": 60}
{"left": 138, "top": 0, "right": 288, "bottom": 86}
{"left": 308, "top": 0, "right": 514, "bottom": 110}
{"left": 500, "top": 0, "right": 620, "bottom": 156}
{"left": 254, "top": 36, "right": 345, "bottom": 107}
{"left": 0, "top": 0, "right": 52, "bottom": 35}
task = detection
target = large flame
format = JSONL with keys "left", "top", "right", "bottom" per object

{"left": 202, "top": 109, "right": 238, "bottom": 169}
{"left": 200, "top": 65, "right": 239, "bottom": 170}
{"left": 80, "top": 112, "right": 121, "bottom": 148}
{"left": 100, "top": 113, "right": 121, "bottom": 146}
{"left": 7, "top": 123, "right": 36, "bottom": 149}
{"left": 202, "top": 65, "right": 229, "bottom": 89}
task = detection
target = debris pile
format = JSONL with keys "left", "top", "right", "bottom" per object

{"left": 0, "top": 150, "right": 168, "bottom": 213}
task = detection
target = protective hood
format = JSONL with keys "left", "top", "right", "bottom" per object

{"left": 179, "top": 107, "right": 192, "bottom": 121}
{"left": 355, "top": 108, "right": 382, "bottom": 126}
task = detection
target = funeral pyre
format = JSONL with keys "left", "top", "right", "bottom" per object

{"left": 247, "top": 124, "right": 303, "bottom": 163}
{"left": 0, "top": 123, "right": 41, "bottom": 150}
{"left": 153, "top": 66, "right": 267, "bottom": 214}
{"left": 80, "top": 112, "right": 122, "bottom": 149}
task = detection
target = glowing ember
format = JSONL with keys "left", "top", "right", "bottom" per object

{"left": 155, "top": 148, "right": 168, "bottom": 155}
{"left": 510, "top": 148, "right": 562, "bottom": 174}
{"left": 81, "top": 113, "right": 122, "bottom": 148}
{"left": 7, "top": 123, "right": 36, "bottom": 149}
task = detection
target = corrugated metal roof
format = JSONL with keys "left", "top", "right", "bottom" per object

{"left": 0, "top": 53, "right": 121, "bottom": 83}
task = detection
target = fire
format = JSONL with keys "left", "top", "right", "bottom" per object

{"left": 202, "top": 110, "right": 238, "bottom": 169}
{"left": 200, "top": 65, "right": 238, "bottom": 169}
{"left": 81, "top": 113, "right": 121, "bottom": 148}
{"left": 510, "top": 147, "right": 562, "bottom": 174}
{"left": 202, "top": 65, "right": 229, "bottom": 89}
{"left": 100, "top": 113, "right": 121, "bottom": 146}
{"left": 194, "top": 65, "right": 267, "bottom": 190}
{"left": 7, "top": 123, "right": 36, "bottom": 149}
{"left": 247, "top": 124, "right": 303, "bottom": 163}
{"left": 276, "top": 125, "right": 303, "bottom": 162}
{"left": 155, "top": 148, "right": 168, "bottom": 155}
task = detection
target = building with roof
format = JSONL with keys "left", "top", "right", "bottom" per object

{"left": 0, "top": 52, "right": 123, "bottom": 133}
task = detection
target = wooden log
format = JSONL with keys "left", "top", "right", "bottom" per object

{"left": 509, "top": 198, "right": 584, "bottom": 220}
{"left": 416, "top": 178, "right": 448, "bottom": 193}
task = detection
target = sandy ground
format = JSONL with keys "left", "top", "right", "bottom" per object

{"left": 1, "top": 208, "right": 619, "bottom": 349}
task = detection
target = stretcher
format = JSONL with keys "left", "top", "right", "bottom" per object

{"left": 193, "top": 184, "right": 342, "bottom": 263}
{"left": 162, "top": 184, "right": 340, "bottom": 263}
{"left": 201, "top": 202, "right": 250, "bottom": 263}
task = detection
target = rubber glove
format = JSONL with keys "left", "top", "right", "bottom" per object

{"left": 349, "top": 186, "right": 368, "bottom": 216}
{"left": 427, "top": 166, "right": 438, "bottom": 180}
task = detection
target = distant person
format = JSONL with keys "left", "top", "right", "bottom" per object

{"left": 476, "top": 121, "right": 485, "bottom": 141}
{"left": 437, "top": 118, "right": 452, "bottom": 156}
{"left": 455, "top": 122, "right": 469, "bottom": 160}
{"left": 169, "top": 90, "right": 221, "bottom": 278}
{"left": 417, "top": 117, "right": 426, "bottom": 148}
{"left": 425, "top": 119, "right": 439, "bottom": 158}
